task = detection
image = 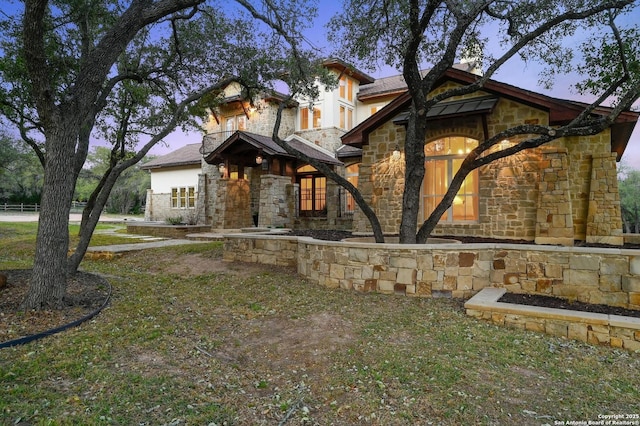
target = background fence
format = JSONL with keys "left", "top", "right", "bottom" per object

{"left": 0, "top": 202, "right": 87, "bottom": 213}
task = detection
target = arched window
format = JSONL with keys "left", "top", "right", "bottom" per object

{"left": 297, "top": 165, "right": 326, "bottom": 217}
{"left": 422, "top": 137, "right": 479, "bottom": 222}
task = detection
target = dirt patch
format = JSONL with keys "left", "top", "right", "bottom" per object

{"left": 164, "top": 253, "right": 282, "bottom": 278}
{"left": 206, "top": 312, "right": 355, "bottom": 371}
{"left": 500, "top": 292, "right": 640, "bottom": 318}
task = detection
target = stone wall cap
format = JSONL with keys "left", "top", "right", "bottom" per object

{"left": 609, "top": 314, "right": 640, "bottom": 330}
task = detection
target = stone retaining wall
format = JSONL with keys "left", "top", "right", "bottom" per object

{"left": 466, "top": 288, "right": 640, "bottom": 351}
{"left": 223, "top": 234, "right": 640, "bottom": 309}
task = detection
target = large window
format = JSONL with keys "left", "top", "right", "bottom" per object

{"left": 300, "top": 107, "right": 321, "bottom": 130}
{"left": 422, "top": 137, "right": 478, "bottom": 222}
{"left": 171, "top": 186, "right": 196, "bottom": 208}
{"left": 297, "top": 165, "right": 326, "bottom": 217}
{"left": 339, "top": 76, "right": 354, "bottom": 101}
{"left": 344, "top": 163, "right": 359, "bottom": 213}
{"left": 339, "top": 105, "right": 353, "bottom": 130}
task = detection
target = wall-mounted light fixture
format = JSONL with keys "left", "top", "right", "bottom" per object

{"left": 218, "top": 163, "right": 226, "bottom": 178}
{"left": 392, "top": 144, "right": 401, "bottom": 160}
{"left": 255, "top": 153, "right": 263, "bottom": 165}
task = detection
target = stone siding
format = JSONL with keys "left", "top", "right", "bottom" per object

{"left": 144, "top": 190, "right": 197, "bottom": 223}
{"left": 352, "top": 90, "right": 622, "bottom": 244}
{"left": 258, "top": 174, "right": 293, "bottom": 228}
{"left": 213, "top": 179, "right": 253, "bottom": 229}
{"left": 223, "top": 234, "right": 640, "bottom": 310}
{"left": 466, "top": 288, "right": 640, "bottom": 351}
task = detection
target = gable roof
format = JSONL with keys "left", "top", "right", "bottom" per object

{"left": 343, "top": 67, "right": 639, "bottom": 160}
{"left": 141, "top": 143, "right": 202, "bottom": 170}
{"left": 204, "top": 131, "right": 342, "bottom": 166}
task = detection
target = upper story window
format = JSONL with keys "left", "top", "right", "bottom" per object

{"left": 339, "top": 76, "right": 354, "bottom": 102}
{"left": 224, "top": 114, "right": 246, "bottom": 137}
{"left": 339, "top": 105, "right": 353, "bottom": 130}
{"left": 370, "top": 106, "right": 382, "bottom": 116}
{"left": 300, "top": 107, "right": 321, "bottom": 130}
{"left": 422, "top": 137, "right": 479, "bottom": 223}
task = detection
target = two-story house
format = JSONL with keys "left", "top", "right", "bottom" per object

{"left": 144, "top": 59, "right": 638, "bottom": 245}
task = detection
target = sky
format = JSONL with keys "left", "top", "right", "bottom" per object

{"left": 0, "top": 0, "right": 638, "bottom": 167}
{"left": 152, "top": 2, "right": 640, "bottom": 168}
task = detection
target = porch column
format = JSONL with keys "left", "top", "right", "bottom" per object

{"left": 258, "top": 174, "right": 292, "bottom": 228}
{"left": 535, "top": 148, "right": 574, "bottom": 246}
{"left": 586, "top": 153, "right": 623, "bottom": 246}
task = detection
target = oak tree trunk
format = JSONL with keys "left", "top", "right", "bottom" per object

{"left": 20, "top": 126, "right": 77, "bottom": 310}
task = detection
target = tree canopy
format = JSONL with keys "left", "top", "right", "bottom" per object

{"left": 0, "top": 0, "right": 324, "bottom": 309}
{"left": 327, "top": 0, "right": 640, "bottom": 243}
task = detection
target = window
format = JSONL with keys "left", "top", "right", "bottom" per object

{"left": 300, "top": 107, "right": 309, "bottom": 130}
{"left": 300, "top": 107, "right": 321, "bottom": 130}
{"left": 297, "top": 165, "right": 326, "bottom": 216}
{"left": 422, "top": 137, "right": 478, "bottom": 222}
{"left": 339, "top": 105, "right": 353, "bottom": 130}
{"left": 171, "top": 186, "right": 196, "bottom": 208}
{"left": 344, "top": 163, "right": 359, "bottom": 213}
{"left": 313, "top": 108, "right": 322, "bottom": 128}
{"left": 339, "top": 76, "right": 353, "bottom": 101}
{"left": 370, "top": 106, "right": 382, "bottom": 116}
{"left": 224, "top": 114, "right": 246, "bottom": 137}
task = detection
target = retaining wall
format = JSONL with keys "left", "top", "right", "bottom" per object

{"left": 223, "top": 234, "right": 640, "bottom": 309}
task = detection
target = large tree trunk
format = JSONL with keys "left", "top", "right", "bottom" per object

{"left": 20, "top": 128, "right": 77, "bottom": 310}
{"left": 398, "top": 104, "right": 428, "bottom": 244}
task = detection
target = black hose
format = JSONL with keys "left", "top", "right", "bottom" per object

{"left": 0, "top": 274, "right": 112, "bottom": 349}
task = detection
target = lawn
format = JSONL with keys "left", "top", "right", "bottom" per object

{"left": 1, "top": 222, "right": 639, "bottom": 425}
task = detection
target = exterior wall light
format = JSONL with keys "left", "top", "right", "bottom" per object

{"left": 255, "top": 154, "right": 263, "bottom": 165}
{"left": 218, "top": 163, "right": 226, "bottom": 177}
{"left": 392, "top": 144, "right": 401, "bottom": 160}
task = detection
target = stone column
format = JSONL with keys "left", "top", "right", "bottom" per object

{"left": 586, "top": 153, "right": 623, "bottom": 246}
{"left": 196, "top": 174, "right": 207, "bottom": 225}
{"left": 258, "top": 174, "right": 292, "bottom": 228}
{"left": 144, "top": 189, "right": 153, "bottom": 221}
{"left": 535, "top": 148, "right": 574, "bottom": 246}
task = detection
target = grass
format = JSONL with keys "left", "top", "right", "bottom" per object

{"left": 1, "top": 222, "right": 640, "bottom": 425}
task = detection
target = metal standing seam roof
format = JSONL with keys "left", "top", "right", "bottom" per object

{"left": 392, "top": 96, "right": 498, "bottom": 124}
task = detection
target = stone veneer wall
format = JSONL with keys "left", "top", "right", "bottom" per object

{"left": 223, "top": 234, "right": 640, "bottom": 309}
{"left": 212, "top": 179, "right": 252, "bottom": 229}
{"left": 465, "top": 288, "right": 640, "bottom": 351}
{"left": 351, "top": 90, "right": 622, "bottom": 244}
{"left": 258, "top": 174, "right": 292, "bottom": 228}
{"left": 586, "top": 153, "right": 624, "bottom": 245}
{"left": 144, "top": 189, "right": 198, "bottom": 223}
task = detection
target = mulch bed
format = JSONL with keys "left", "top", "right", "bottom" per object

{"left": 500, "top": 292, "right": 640, "bottom": 318}
{"left": 0, "top": 270, "right": 110, "bottom": 343}
{"left": 286, "top": 230, "right": 640, "bottom": 249}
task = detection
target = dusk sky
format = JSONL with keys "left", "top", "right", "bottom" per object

{"left": 153, "top": 2, "right": 640, "bottom": 168}
{"left": 0, "top": 1, "right": 638, "bottom": 167}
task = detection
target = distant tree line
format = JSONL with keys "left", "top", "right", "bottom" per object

{"left": 1, "top": 132, "right": 151, "bottom": 214}
{"left": 620, "top": 163, "right": 640, "bottom": 233}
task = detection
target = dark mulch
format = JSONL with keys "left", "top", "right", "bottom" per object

{"left": 500, "top": 292, "right": 640, "bottom": 318}
{"left": 286, "top": 230, "right": 640, "bottom": 249}
{"left": 0, "top": 269, "right": 110, "bottom": 342}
